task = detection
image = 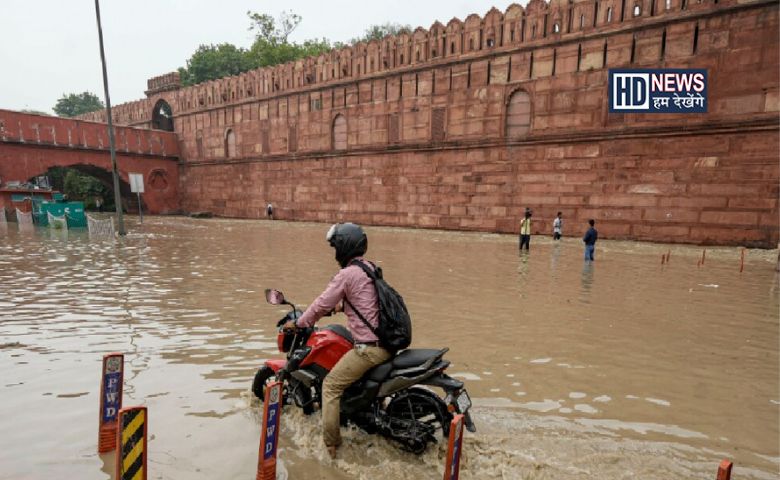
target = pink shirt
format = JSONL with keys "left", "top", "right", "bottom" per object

{"left": 295, "top": 258, "right": 380, "bottom": 343}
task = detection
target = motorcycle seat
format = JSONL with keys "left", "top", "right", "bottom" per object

{"left": 361, "top": 349, "right": 449, "bottom": 383}
{"left": 322, "top": 324, "right": 354, "bottom": 344}
{"left": 365, "top": 362, "right": 393, "bottom": 382}
{"left": 392, "top": 348, "right": 448, "bottom": 369}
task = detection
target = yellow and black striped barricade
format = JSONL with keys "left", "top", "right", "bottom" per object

{"left": 443, "top": 414, "right": 465, "bottom": 480}
{"left": 256, "top": 381, "right": 283, "bottom": 480}
{"left": 98, "top": 353, "right": 124, "bottom": 453}
{"left": 116, "top": 406, "right": 148, "bottom": 480}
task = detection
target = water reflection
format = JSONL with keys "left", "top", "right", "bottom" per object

{"left": 580, "top": 262, "right": 595, "bottom": 301}
{"left": 517, "top": 250, "right": 530, "bottom": 280}
{"left": 550, "top": 242, "right": 562, "bottom": 279}
{"left": 0, "top": 218, "right": 777, "bottom": 480}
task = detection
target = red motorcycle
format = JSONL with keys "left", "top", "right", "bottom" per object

{"left": 252, "top": 289, "right": 475, "bottom": 453}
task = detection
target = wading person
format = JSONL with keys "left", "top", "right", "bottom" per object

{"left": 266, "top": 203, "right": 274, "bottom": 220}
{"left": 583, "top": 219, "right": 598, "bottom": 261}
{"left": 553, "top": 211, "right": 563, "bottom": 240}
{"left": 519, "top": 208, "right": 532, "bottom": 251}
{"left": 283, "top": 223, "right": 390, "bottom": 459}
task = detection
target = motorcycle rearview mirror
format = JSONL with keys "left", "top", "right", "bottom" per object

{"left": 265, "top": 289, "right": 286, "bottom": 305}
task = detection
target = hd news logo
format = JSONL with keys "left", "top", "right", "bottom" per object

{"left": 609, "top": 69, "right": 707, "bottom": 113}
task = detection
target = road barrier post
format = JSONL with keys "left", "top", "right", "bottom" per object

{"left": 98, "top": 353, "right": 124, "bottom": 453}
{"left": 716, "top": 459, "right": 733, "bottom": 480}
{"left": 256, "top": 381, "right": 283, "bottom": 480}
{"left": 443, "top": 414, "right": 465, "bottom": 480}
{"left": 115, "top": 406, "right": 148, "bottom": 480}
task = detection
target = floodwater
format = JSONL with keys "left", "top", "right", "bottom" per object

{"left": 0, "top": 217, "right": 778, "bottom": 480}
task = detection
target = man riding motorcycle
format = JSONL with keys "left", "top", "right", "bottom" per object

{"left": 283, "top": 222, "right": 390, "bottom": 459}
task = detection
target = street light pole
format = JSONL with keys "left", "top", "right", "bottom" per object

{"left": 94, "top": 0, "right": 126, "bottom": 235}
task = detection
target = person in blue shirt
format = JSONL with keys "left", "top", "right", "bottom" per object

{"left": 583, "top": 219, "right": 598, "bottom": 261}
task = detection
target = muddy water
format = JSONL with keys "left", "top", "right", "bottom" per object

{"left": 0, "top": 218, "right": 777, "bottom": 480}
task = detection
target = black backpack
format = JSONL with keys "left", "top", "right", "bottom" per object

{"left": 344, "top": 259, "right": 412, "bottom": 352}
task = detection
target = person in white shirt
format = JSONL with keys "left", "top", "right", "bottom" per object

{"left": 519, "top": 208, "right": 532, "bottom": 250}
{"left": 553, "top": 212, "right": 562, "bottom": 240}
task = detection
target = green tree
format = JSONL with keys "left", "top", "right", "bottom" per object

{"left": 179, "top": 11, "right": 332, "bottom": 86}
{"left": 53, "top": 92, "right": 104, "bottom": 117}
{"left": 247, "top": 10, "right": 301, "bottom": 43}
{"left": 350, "top": 23, "right": 412, "bottom": 44}
{"left": 178, "top": 43, "right": 254, "bottom": 86}
{"left": 47, "top": 167, "right": 110, "bottom": 210}
{"left": 246, "top": 37, "right": 331, "bottom": 69}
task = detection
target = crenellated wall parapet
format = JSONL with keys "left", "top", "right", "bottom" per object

{"left": 79, "top": 0, "right": 771, "bottom": 131}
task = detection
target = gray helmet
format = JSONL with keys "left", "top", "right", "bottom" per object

{"left": 326, "top": 223, "right": 368, "bottom": 267}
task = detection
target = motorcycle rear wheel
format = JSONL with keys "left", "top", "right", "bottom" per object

{"left": 385, "top": 387, "right": 452, "bottom": 454}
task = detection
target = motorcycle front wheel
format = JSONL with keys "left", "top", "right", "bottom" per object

{"left": 385, "top": 387, "right": 452, "bottom": 454}
{"left": 251, "top": 366, "right": 277, "bottom": 401}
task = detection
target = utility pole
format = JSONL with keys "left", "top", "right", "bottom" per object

{"left": 94, "top": 0, "right": 126, "bottom": 235}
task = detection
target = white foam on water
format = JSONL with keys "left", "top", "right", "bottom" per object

{"left": 574, "top": 404, "right": 598, "bottom": 414}
{"left": 530, "top": 358, "right": 552, "bottom": 364}
{"left": 576, "top": 418, "right": 708, "bottom": 439}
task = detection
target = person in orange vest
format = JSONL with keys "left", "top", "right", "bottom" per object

{"left": 519, "top": 208, "right": 532, "bottom": 251}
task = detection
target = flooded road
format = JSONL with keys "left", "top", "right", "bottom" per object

{"left": 0, "top": 217, "right": 778, "bottom": 480}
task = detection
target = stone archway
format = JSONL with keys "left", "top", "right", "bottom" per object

{"left": 151, "top": 99, "right": 174, "bottom": 132}
{"left": 38, "top": 164, "right": 142, "bottom": 213}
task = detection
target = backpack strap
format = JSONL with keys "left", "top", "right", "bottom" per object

{"left": 343, "top": 297, "right": 378, "bottom": 337}
{"left": 348, "top": 259, "right": 376, "bottom": 280}
{"left": 344, "top": 259, "right": 379, "bottom": 336}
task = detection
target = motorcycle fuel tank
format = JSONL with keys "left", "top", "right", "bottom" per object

{"left": 299, "top": 327, "right": 353, "bottom": 371}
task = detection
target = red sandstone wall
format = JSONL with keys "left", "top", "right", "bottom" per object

{"left": 0, "top": 110, "right": 180, "bottom": 214}
{"left": 79, "top": 0, "right": 779, "bottom": 246}
{"left": 178, "top": 128, "right": 778, "bottom": 247}
{"left": 0, "top": 110, "right": 179, "bottom": 158}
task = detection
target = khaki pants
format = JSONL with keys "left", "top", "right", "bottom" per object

{"left": 321, "top": 345, "right": 391, "bottom": 447}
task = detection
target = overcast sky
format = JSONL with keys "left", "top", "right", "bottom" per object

{"left": 0, "top": 1, "right": 517, "bottom": 114}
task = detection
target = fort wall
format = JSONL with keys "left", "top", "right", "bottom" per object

{"left": 78, "top": 0, "right": 779, "bottom": 246}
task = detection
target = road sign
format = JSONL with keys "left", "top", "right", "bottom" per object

{"left": 129, "top": 173, "right": 144, "bottom": 193}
